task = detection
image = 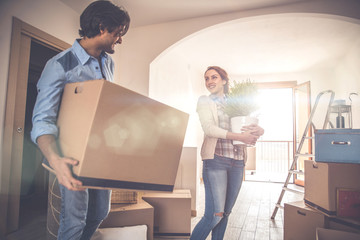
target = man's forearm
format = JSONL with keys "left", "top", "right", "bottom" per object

{"left": 36, "top": 134, "right": 60, "bottom": 167}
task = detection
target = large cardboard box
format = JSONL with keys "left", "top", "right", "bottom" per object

{"left": 284, "top": 201, "right": 326, "bottom": 240}
{"left": 53, "top": 79, "right": 189, "bottom": 191}
{"left": 315, "top": 129, "right": 360, "bottom": 164}
{"left": 316, "top": 227, "right": 360, "bottom": 240}
{"left": 142, "top": 189, "right": 191, "bottom": 238}
{"left": 100, "top": 201, "right": 154, "bottom": 240}
{"left": 174, "top": 147, "right": 197, "bottom": 216}
{"left": 304, "top": 160, "right": 360, "bottom": 216}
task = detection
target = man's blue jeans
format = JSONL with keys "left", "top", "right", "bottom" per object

{"left": 57, "top": 185, "right": 111, "bottom": 240}
{"left": 191, "top": 155, "right": 244, "bottom": 240}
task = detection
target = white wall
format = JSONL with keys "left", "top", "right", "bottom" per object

{"left": 333, "top": 38, "right": 360, "bottom": 128}
{"left": 0, "top": 0, "right": 79, "bottom": 182}
{"left": 117, "top": 0, "right": 360, "bottom": 96}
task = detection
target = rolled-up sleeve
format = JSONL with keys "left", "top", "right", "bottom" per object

{"left": 196, "top": 95, "right": 227, "bottom": 139}
{"left": 31, "top": 58, "right": 66, "bottom": 144}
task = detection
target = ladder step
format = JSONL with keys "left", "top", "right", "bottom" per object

{"left": 304, "top": 136, "right": 314, "bottom": 139}
{"left": 275, "top": 203, "right": 284, "bottom": 210}
{"left": 295, "top": 153, "right": 314, "bottom": 157}
{"left": 283, "top": 187, "right": 304, "bottom": 195}
{"left": 288, "top": 170, "right": 304, "bottom": 175}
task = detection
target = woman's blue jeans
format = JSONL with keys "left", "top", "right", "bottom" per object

{"left": 191, "top": 155, "right": 244, "bottom": 240}
{"left": 57, "top": 185, "right": 111, "bottom": 240}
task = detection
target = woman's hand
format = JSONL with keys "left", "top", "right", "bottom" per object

{"left": 238, "top": 131, "right": 259, "bottom": 145}
{"left": 242, "top": 124, "right": 264, "bottom": 137}
{"left": 227, "top": 131, "right": 259, "bottom": 145}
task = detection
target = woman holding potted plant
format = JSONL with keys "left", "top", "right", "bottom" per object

{"left": 191, "top": 66, "right": 264, "bottom": 240}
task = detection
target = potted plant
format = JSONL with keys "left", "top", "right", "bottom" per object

{"left": 224, "top": 79, "right": 260, "bottom": 145}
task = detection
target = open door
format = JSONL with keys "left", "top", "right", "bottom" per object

{"left": 0, "top": 17, "right": 69, "bottom": 235}
{"left": 292, "top": 81, "right": 311, "bottom": 186}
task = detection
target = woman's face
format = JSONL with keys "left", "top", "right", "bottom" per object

{"left": 204, "top": 69, "right": 226, "bottom": 96}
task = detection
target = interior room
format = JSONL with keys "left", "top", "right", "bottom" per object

{"left": 1, "top": 0, "right": 360, "bottom": 239}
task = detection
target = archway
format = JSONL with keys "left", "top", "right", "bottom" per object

{"left": 148, "top": 13, "right": 360, "bottom": 212}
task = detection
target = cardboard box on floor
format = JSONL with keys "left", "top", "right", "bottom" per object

{"left": 284, "top": 201, "right": 326, "bottom": 240}
{"left": 142, "top": 189, "right": 191, "bottom": 238}
{"left": 316, "top": 227, "right": 360, "bottom": 240}
{"left": 100, "top": 201, "right": 154, "bottom": 240}
{"left": 50, "top": 79, "right": 189, "bottom": 191}
{"left": 326, "top": 216, "right": 360, "bottom": 234}
{"left": 304, "top": 160, "right": 360, "bottom": 216}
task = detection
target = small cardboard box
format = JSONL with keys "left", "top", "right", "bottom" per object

{"left": 100, "top": 201, "right": 154, "bottom": 240}
{"left": 304, "top": 160, "right": 360, "bottom": 216}
{"left": 337, "top": 188, "right": 360, "bottom": 220}
{"left": 142, "top": 189, "right": 191, "bottom": 238}
{"left": 53, "top": 79, "right": 189, "bottom": 191}
{"left": 316, "top": 227, "right": 360, "bottom": 240}
{"left": 284, "top": 201, "right": 326, "bottom": 240}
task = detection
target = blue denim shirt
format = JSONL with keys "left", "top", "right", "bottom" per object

{"left": 31, "top": 39, "right": 114, "bottom": 144}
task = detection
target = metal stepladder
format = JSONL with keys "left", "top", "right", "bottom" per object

{"left": 271, "top": 90, "right": 335, "bottom": 219}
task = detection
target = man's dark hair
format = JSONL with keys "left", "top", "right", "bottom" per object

{"left": 79, "top": 0, "right": 130, "bottom": 38}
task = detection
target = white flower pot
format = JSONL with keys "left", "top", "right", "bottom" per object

{"left": 230, "top": 116, "right": 259, "bottom": 146}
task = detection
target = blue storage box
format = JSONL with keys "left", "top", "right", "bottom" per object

{"left": 315, "top": 129, "right": 360, "bottom": 164}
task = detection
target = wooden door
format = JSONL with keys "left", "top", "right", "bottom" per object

{"left": 0, "top": 17, "right": 69, "bottom": 234}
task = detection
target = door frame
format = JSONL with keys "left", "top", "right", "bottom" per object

{"left": 0, "top": 17, "right": 70, "bottom": 234}
{"left": 254, "top": 81, "right": 310, "bottom": 184}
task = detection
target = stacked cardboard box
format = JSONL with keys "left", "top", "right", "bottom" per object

{"left": 304, "top": 160, "right": 360, "bottom": 218}
{"left": 142, "top": 189, "right": 192, "bottom": 238}
{"left": 284, "top": 129, "right": 360, "bottom": 240}
{"left": 316, "top": 228, "right": 360, "bottom": 240}
{"left": 283, "top": 161, "right": 360, "bottom": 240}
{"left": 100, "top": 189, "right": 192, "bottom": 240}
{"left": 284, "top": 201, "right": 326, "bottom": 240}
{"left": 100, "top": 201, "right": 154, "bottom": 240}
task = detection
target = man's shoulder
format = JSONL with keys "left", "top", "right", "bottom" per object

{"left": 55, "top": 50, "right": 79, "bottom": 73}
{"left": 46, "top": 43, "right": 80, "bottom": 73}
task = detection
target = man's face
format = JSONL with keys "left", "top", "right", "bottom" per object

{"left": 99, "top": 26, "right": 125, "bottom": 54}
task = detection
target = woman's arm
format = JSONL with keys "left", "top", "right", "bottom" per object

{"left": 196, "top": 96, "right": 227, "bottom": 138}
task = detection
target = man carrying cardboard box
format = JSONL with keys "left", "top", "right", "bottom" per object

{"left": 30, "top": 1, "right": 130, "bottom": 239}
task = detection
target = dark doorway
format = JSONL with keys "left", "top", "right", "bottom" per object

{"left": 18, "top": 40, "right": 59, "bottom": 234}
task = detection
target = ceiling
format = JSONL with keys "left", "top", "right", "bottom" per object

{"left": 60, "top": 0, "right": 310, "bottom": 27}
{"left": 60, "top": 0, "right": 360, "bottom": 77}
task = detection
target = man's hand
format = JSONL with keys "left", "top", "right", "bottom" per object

{"left": 51, "top": 155, "right": 84, "bottom": 191}
{"left": 37, "top": 135, "right": 84, "bottom": 191}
